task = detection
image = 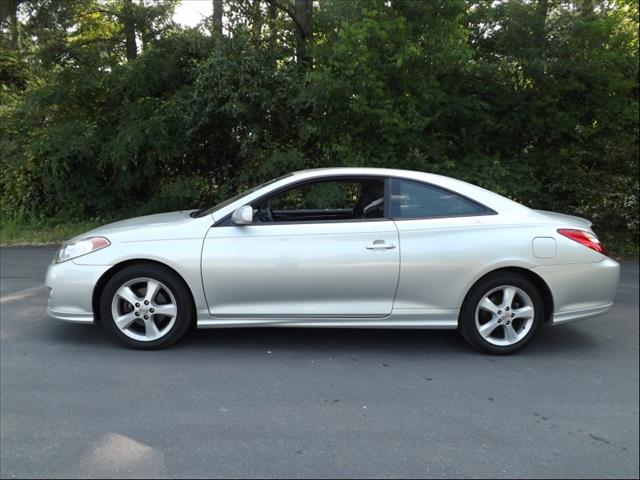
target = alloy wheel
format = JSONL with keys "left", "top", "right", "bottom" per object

{"left": 474, "top": 285, "right": 535, "bottom": 347}
{"left": 111, "top": 277, "right": 178, "bottom": 342}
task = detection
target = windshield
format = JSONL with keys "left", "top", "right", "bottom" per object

{"left": 190, "top": 174, "right": 293, "bottom": 218}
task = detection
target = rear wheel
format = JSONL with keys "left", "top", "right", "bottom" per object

{"left": 100, "top": 264, "right": 193, "bottom": 349}
{"left": 459, "top": 272, "right": 543, "bottom": 354}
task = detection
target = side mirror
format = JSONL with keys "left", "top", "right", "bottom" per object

{"left": 231, "top": 205, "right": 253, "bottom": 225}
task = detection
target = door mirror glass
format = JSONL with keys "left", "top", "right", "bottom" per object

{"left": 231, "top": 205, "right": 253, "bottom": 225}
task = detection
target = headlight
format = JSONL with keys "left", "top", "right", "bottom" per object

{"left": 55, "top": 237, "right": 111, "bottom": 263}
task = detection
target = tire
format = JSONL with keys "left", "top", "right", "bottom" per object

{"left": 459, "top": 271, "right": 544, "bottom": 355}
{"left": 100, "top": 263, "right": 193, "bottom": 349}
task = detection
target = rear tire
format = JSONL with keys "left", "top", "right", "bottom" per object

{"left": 459, "top": 272, "right": 543, "bottom": 355}
{"left": 100, "top": 263, "right": 193, "bottom": 349}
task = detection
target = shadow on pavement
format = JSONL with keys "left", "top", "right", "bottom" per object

{"left": 41, "top": 316, "right": 599, "bottom": 357}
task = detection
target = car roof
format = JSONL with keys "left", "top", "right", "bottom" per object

{"left": 207, "top": 167, "right": 531, "bottom": 222}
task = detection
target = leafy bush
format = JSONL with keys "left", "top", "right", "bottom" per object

{"left": 0, "top": 0, "right": 637, "bottom": 254}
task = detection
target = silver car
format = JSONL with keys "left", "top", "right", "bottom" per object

{"left": 45, "top": 168, "right": 620, "bottom": 353}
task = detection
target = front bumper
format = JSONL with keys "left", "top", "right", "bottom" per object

{"left": 532, "top": 257, "right": 620, "bottom": 325}
{"left": 45, "top": 260, "right": 111, "bottom": 324}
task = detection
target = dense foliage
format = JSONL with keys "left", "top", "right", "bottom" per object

{"left": 1, "top": 0, "right": 638, "bottom": 252}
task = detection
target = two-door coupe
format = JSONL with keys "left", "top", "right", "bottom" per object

{"left": 45, "top": 168, "right": 620, "bottom": 353}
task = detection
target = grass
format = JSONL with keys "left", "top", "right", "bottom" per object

{"left": 0, "top": 218, "right": 105, "bottom": 246}
{"left": 1, "top": 217, "right": 637, "bottom": 259}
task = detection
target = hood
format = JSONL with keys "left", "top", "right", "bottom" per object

{"left": 70, "top": 210, "right": 207, "bottom": 243}
{"left": 533, "top": 209, "right": 592, "bottom": 229}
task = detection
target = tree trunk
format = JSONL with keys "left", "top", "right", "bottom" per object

{"left": 5, "top": 0, "right": 19, "bottom": 50}
{"left": 138, "top": 0, "right": 149, "bottom": 51}
{"left": 252, "top": 0, "right": 263, "bottom": 38}
{"left": 212, "top": 0, "right": 223, "bottom": 37}
{"left": 294, "top": 0, "right": 312, "bottom": 65}
{"left": 531, "top": 0, "right": 548, "bottom": 81}
{"left": 123, "top": 0, "right": 137, "bottom": 60}
{"left": 264, "top": 0, "right": 313, "bottom": 66}
{"left": 268, "top": 0, "right": 277, "bottom": 46}
{"left": 534, "top": 0, "right": 548, "bottom": 43}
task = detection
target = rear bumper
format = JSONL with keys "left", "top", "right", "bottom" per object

{"left": 45, "top": 260, "right": 111, "bottom": 324}
{"left": 552, "top": 302, "right": 614, "bottom": 325}
{"left": 532, "top": 257, "right": 620, "bottom": 325}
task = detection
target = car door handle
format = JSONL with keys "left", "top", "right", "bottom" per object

{"left": 366, "top": 240, "right": 396, "bottom": 250}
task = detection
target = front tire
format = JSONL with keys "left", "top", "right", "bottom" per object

{"left": 459, "top": 272, "right": 544, "bottom": 355}
{"left": 100, "top": 263, "right": 193, "bottom": 349}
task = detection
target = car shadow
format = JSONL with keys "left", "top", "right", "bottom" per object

{"left": 43, "top": 318, "right": 600, "bottom": 357}
{"left": 181, "top": 326, "right": 472, "bottom": 355}
{"left": 177, "top": 322, "right": 599, "bottom": 357}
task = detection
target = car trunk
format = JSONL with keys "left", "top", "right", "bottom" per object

{"left": 533, "top": 209, "right": 592, "bottom": 229}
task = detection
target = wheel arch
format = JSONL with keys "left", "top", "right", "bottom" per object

{"left": 92, "top": 259, "right": 197, "bottom": 323}
{"left": 463, "top": 266, "right": 555, "bottom": 323}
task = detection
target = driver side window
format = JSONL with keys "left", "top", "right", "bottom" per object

{"left": 254, "top": 178, "right": 385, "bottom": 223}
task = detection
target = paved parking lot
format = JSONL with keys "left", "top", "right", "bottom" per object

{"left": 1, "top": 247, "right": 638, "bottom": 478}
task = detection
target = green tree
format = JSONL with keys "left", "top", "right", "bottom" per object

{"left": 0, "top": 0, "right": 637, "bottom": 254}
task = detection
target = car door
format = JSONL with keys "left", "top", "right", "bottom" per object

{"left": 201, "top": 177, "right": 400, "bottom": 318}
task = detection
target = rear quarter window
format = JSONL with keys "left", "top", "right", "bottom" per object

{"left": 389, "top": 178, "right": 492, "bottom": 219}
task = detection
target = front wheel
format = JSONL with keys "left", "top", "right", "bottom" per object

{"left": 459, "top": 272, "right": 544, "bottom": 354}
{"left": 100, "top": 263, "right": 193, "bottom": 349}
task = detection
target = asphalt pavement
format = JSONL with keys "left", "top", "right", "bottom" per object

{"left": 1, "top": 247, "right": 638, "bottom": 479}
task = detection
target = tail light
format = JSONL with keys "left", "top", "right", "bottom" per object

{"left": 557, "top": 229, "right": 605, "bottom": 254}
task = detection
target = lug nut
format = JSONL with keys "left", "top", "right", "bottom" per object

{"left": 135, "top": 311, "right": 140, "bottom": 316}
{"left": 135, "top": 303, "right": 140, "bottom": 307}
{"left": 149, "top": 308, "right": 155, "bottom": 313}
{"left": 143, "top": 315, "right": 149, "bottom": 319}
{"left": 144, "top": 300, "right": 149, "bottom": 305}
{"left": 505, "top": 306, "right": 510, "bottom": 311}
{"left": 511, "top": 313, "right": 515, "bottom": 318}
{"left": 497, "top": 319, "right": 502, "bottom": 323}
{"left": 497, "top": 310, "right": 502, "bottom": 315}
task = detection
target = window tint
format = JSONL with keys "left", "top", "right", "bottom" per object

{"left": 389, "top": 179, "right": 489, "bottom": 219}
{"left": 254, "top": 178, "right": 385, "bottom": 223}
